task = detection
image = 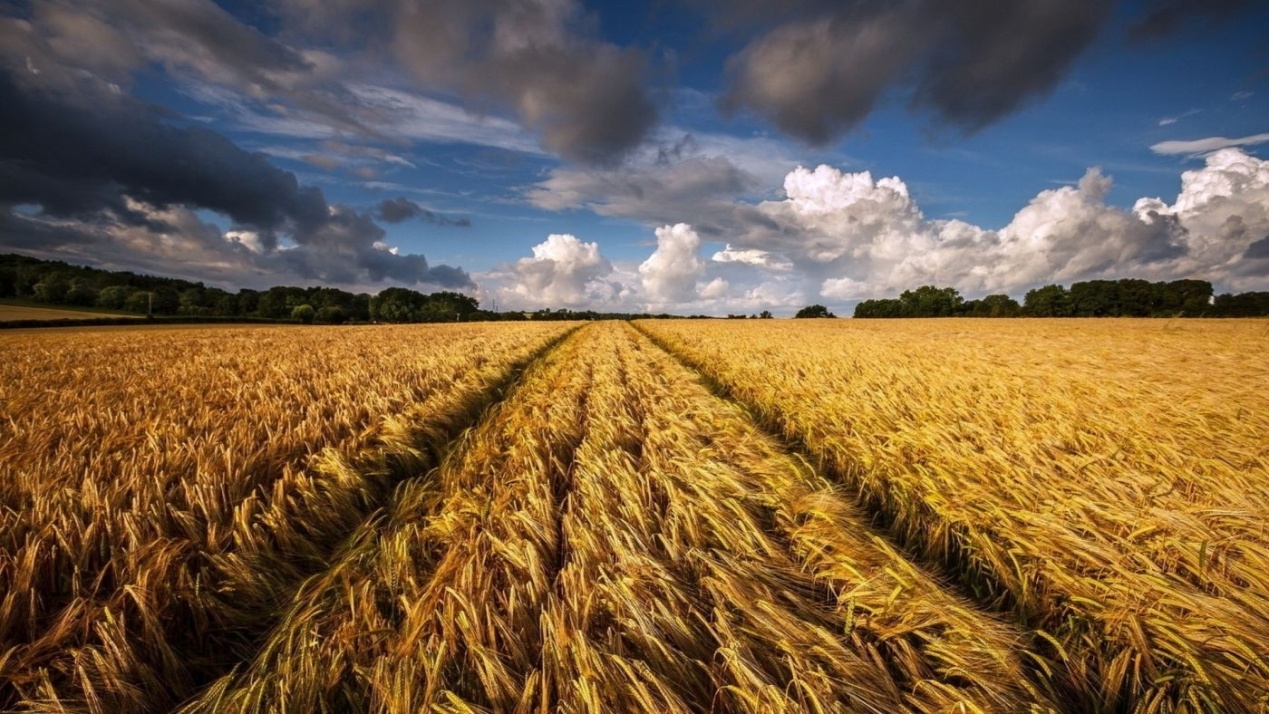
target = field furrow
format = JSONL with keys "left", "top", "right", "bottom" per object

{"left": 181, "top": 322, "right": 1053, "bottom": 713}
{"left": 637, "top": 318, "right": 1269, "bottom": 713}
{"left": 0, "top": 323, "right": 573, "bottom": 713}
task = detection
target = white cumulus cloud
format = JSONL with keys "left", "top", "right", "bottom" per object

{"left": 501, "top": 233, "right": 618, "bottom": 307}
{"left": 639, "top": 223, "right": 705, "bottom": 304}
{"left": 719, "top": 150, "right": 1269, "bottom": 306}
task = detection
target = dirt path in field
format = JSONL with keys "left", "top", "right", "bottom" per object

{"left": 176, "top": 322, "right": 1054, "bottom": 713}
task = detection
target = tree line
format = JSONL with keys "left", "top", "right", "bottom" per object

{"left": 852, "top": 280, "right": 1269, "bottom": 318}
{"left": 0, "top": 254, "right": 701, "bottom": 323}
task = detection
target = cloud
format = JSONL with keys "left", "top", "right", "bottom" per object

{"left": 1150, "top": 134, "right": 1269, "bottom": 156}
{"left": 525, "top": 129, "right": 795, "bottom": 237}
{"left": 497, "top": 233, "right": 621, "bottom": 308}
{"left": 8, "top": 0, "right": 657, "bottom": 163}
{"left": 528, "top": 145, "right": 1269, "bottom": 312}
{"left": 0, "top": 68, "right": 469, "bottom": 289}
{"left": 1128, "top": 0, "right": 1252, "bottom": 41}
{"left": 666, "top": 150, "right": 1269, "bottom": 309}
{"left": 344, "top": 84, "right": 544, "bottom": 155}
{"left": 376, "top": 197, "right": 471, "bottom": 226}
{"left": 528, "top": 154, "right": 761, "bottom": 235}
{"left": 270, "top": 0, "right": 657, "bottom": 164}
{"left": 718, "top": 0, "right": 1109, "bottom": 144}
{"left": 699, "top": 277, "right": 730, "bottom": 300}
{"left": 712, "top": 245, "right": 792, "bottom": 270}
{"left": 639, "top": 224, "right": 706, "bottom": 304}
{"left": 1158, "top": 108, "right": 1201, "bottom": 126}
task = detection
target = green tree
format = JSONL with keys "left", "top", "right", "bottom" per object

{"left": 795, "top": 304, "right": 835, "bottom": 318}
{"left": 291, "top": 304, "right": 316, "bottom": 324}
{"left": 315, "top": 305, "right": 346, "bottom": 324}
{"left": 32, "top": 273, "right": 70, "bottom": 303}
{"left": 963, "top": 294, "right": 1021, "bottom": 317}
{"left": 1023, "top": 284, "right": 1070, "bottom": 317}
{"left": 759, "top": 310, "right": 773, "bottom": 319}
{"left": 96, "top": 285, "right": 135, "bottom": 310}
{"left": 854, "top": 299, "right": 904, "bottom": 318}
{"left": 370, "top": 287, "right": 426, "bottom": 323}
{"left": 899, "top": 285, "right": 963, "bottom": 317}
{"left": 64, "top": 280, "right": 99, "bottom": 307}
{"left": 124, "top": 291, "right": 153, "bottom": 314}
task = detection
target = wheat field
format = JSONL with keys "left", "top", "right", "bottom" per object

{"left": 640, "top": 318, "right": 1269, "bottom": 713}
{"left": 1, "top": 319, "right": 1265, "bottom": 713}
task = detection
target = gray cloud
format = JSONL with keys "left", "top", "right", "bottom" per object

{"left": 1244, "top": 236, "right": 1269, "bottom": 260}
{"left": 723, "top": 7, "right": 925, "bottom": 144}
{"left": 376, "top": 197, "right": 472, "bottom": 226}
{"left": 1128, "top": 0, "right": 1252, "bottom": 41}
{"left": 528, "top": 154, "right": 759, "bottom": 235}
{"left": 0, "top": 67, "right": 470, "bottom": 289}
{"left": 718, "top": 0, "right": 1109, "bottom": 143}
{"left": 911, "top": 0, "right": 1108, "bottom": 132}
{"left": 270, "top": 0, "right": 658, "bottom": 164}
{"left": 9, "top": 0, "right": 656, "bottom": 163}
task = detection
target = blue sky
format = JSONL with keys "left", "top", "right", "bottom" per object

{"left": 2, "top": 0, "right": 1267, "bottom": 314}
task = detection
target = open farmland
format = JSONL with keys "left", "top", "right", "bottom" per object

{"left": 0, "top": 304, "right": 140, "bottom": 322}
{"left": 0, "top": 319, "right": 1266, "bottom": 713}
{"left": 640, "top": 318, "right": 1269, "bottom": 713}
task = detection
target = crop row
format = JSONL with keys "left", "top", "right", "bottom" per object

{"left": 180, "top": 322, "right": 1054, "bottom": 713}
{"left": 0, "top": 323, "right": 571, "bottom": 712}
{"left": 638, "top": 318, "right": 1269, "bottom": 713}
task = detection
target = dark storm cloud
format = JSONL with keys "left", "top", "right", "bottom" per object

{"left": 271, "top": 0, "right": 658, "bottom": 164}
{"left": 911, "top": 0, "right": 1108, "bottom": 131}
{"left": 718, "top": 0, "right": 1109, "bottom": 144}
{"left": 376, "top": 197, "right": 472, "bottom": 227}
{"left": 0, "top": 69, "right": 471, "bottom": 288}
{"left": 1128, "top": 0, "right": 1252, "bottom": 41}
{"left": 1244, "top": 236, "right": 1269, "bottom": 260}
{"left": 0, "top": 71, "right": 328, "bottom": 233}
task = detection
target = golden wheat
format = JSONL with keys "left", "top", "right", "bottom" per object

{"left": 181, "top": 322, "right": 1053, "bottom": 713}
{"left": 638, "top": 317, "right": 1269, "bottom": 713}
{"left": 0, "top": 322, "right": 572, "bottom": 713}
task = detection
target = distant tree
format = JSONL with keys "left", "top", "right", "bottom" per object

{"left": 899, "top": 285, "right": 963, "bottom": 317}
{"left": 348, "top": 293, "right": 372, "bottom": 322}
{"left": 795, "top": 304, "right": 835, "bottom": 318}
{"left": 962, "top": 294, "right": 1021, "bottom": 317}
{"left": 96, "top": 285, "right": 135, "bottom": 310}
{"left": 1212, "top": 291, "right": 1269, "bottom": 317}
{"left": 1155, "top": 279, "right": 1213, "bottom": 315}
{"left": 256, "top": 287, "right": 291, "bottom": 319}
{"left": 853, "top": 298, "right": 904, "bottom": 318}
{"left": 214, "top": 291, "right": 240, "bottom": 316}
{"left": 315, "top": 305, "right": 346, "bottom": 324}
{"left": 151, "top": 287, "right": 181, "bottom": 315}
{"left": 124, "top": 291, "right": 152, "bottom": 314}
{"left": 236, "top": 289, "right": 261, "bottom": 316}
{"left": 291, "top": 304, "right": 316, "bottom": 324}
{"left": 0, "top": 265, "right": 16, "bottom": 298}
{"left": 759, "top": 310, "right": 773, "bottom": 319}
{"left": 32, "top": 273, "right": 70, "bottom": 303}
{"left": 370, "top": 287, "right": 427, "bottom": 322}
{"left": 1023, "top": 284, "right": 1070, "bottom": 317}
{"left": 64, "top": 280, "right": 99, "bottom": 307}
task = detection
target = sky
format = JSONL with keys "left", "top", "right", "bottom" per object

{"left": 2, "top": 0, "right": 1268, "bottom": 315}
